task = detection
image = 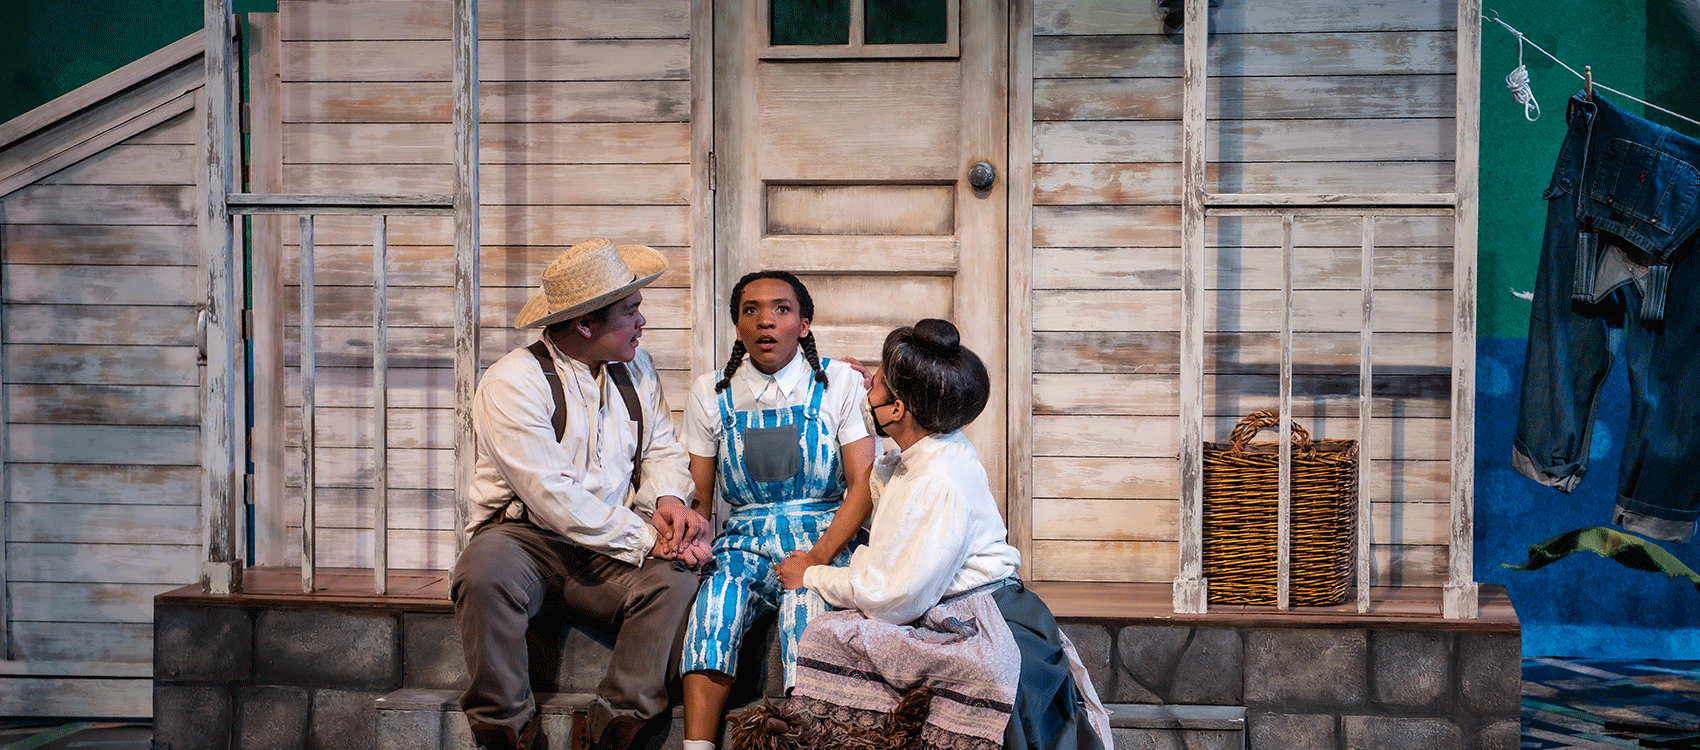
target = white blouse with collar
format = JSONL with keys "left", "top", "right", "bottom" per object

{"left": 681, "top": 351, "right": 870, "bottom": 459}
{"left": 803, "top": 430, "right": 1021, "bottom": 624}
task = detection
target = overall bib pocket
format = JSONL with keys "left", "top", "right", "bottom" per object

{"left": 741, "top": 424, "right": 802, "bottom": 483}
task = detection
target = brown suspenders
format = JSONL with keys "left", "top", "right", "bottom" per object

{"left": 476, "top": 344, "right": 646, "bottom": 532}
{"left": 527, "top": 341, "right": 571, "bottom": 440}
{"left": 525, "top": 340, "right": 644, "bottom": 488}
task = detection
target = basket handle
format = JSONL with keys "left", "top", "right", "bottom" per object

{"left": 1227, "top": 409, "right": 1315, "bottom": 456}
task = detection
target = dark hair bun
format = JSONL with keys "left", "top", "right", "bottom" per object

{"left": 879, "top": 318, "right": 988, "bottom": 435}
{"left": 911, "top": 318, "right": 961, "bottom": 355}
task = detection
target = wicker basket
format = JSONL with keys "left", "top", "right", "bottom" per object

{"left": 1202, "top": 410, "right": 1357, "bottom": 606}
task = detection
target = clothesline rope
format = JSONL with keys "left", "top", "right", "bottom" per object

{"left": 1484, "top": 9, "right": 1700, "bottom": 130}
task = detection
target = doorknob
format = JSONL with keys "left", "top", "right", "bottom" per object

{"left": 967, "top": 161, "right": 996, "bottom": 190}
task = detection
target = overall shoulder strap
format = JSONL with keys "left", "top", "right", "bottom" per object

{"left": 604, "top": 361, "right": 644, "bottom": 489}
{"left": 806, "top": 357, "right": 829, "bottom": 419}
{"left": 717, "top": 379, "right": 737, "bottom": 430}
{"left": 525, "top": 341, "right": 567, "bottom": 441}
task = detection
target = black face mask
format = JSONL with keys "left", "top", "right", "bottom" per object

{"left": 869, "top": 398, "right": 899, "bottom": 438}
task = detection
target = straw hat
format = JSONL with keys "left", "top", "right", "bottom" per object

{"left": 514, "top": 238, "right": 668, "bottom": 328}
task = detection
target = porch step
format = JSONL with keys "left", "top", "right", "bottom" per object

{"left": 376, "top": 689, "right": 709, "bottom": 750}
{"left": 376, "top": 689, "right": 593, "bottom": 750}
{"left": 375, "top": 612, "right": 786, "bottom": 750}
{"left": 155, "top": 578, "right": 1520, "bottom": 750}
{"left": 1106, "top": 703, "right": 1247, "bottom": 749}
{"left": 379, "top": 691, "right": 1247, "bottom": 750}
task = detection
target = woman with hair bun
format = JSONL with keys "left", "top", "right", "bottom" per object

{"left": 769, "top": 319, "right": 1112, "bottom": 750}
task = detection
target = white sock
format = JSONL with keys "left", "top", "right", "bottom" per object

{"left": 683, "top": 741, "right": 715, "bottom": 750}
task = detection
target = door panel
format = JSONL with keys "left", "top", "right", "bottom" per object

{"left": 764, "top": 184, "right": 955, "bottom": 236}
{"left": 715, "top": 0, "right": 1008, "bottom": 506}
{"left": 756, "top": 63, "right": 960, "bottom": 175}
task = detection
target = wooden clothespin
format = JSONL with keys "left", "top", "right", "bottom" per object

{"left": 1585, "top": 65, "right": 1594, "bottom": 100}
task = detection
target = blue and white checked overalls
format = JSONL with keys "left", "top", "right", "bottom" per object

{"left": 681, "top": 362, "right": 854, "bottom": 686}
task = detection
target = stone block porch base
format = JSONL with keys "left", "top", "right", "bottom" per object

{"left": 371, "top": 689, "right": 1249, "bottom": 750}
{"left": 153, "top": 568, "right": 1518, "bottom": 750}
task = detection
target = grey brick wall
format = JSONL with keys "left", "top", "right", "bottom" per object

{"left": 156, "top": 600, "right": 1520, "bottom": 750}
{"left": 256, "top": 610, "right": 398, "bottom": 689}
{"left": 155, "top": 603, "right": 408, "bottom": 750}
{"left": 155, "top": 606, "right": 252, "bottom": 683}
{"left": 1060, "top": 621, "right": 1518, "bottom": 750}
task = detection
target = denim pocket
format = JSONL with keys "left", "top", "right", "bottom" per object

{"left": 1588, "top": 138, "right": 1700, "bottom": 238}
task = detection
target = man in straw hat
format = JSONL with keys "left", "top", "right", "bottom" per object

{"left": 453, "top": 238, "right": 712, "bottom": 750}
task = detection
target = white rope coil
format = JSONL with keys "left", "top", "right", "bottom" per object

{"left": 1506, "top": 64, "right": 1540, "bottom": 121}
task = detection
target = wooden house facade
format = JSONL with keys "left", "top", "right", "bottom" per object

{"left": 253, "top": 0, "right": 1466, "bottom": 580}
{"left": 0, "top": 34, "right": 211, "bottom": 716}
{"left": 0, "top": 0, "right": 1489, "bottom": 721}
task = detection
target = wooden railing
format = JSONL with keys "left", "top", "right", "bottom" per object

{"left": 227, "top": 196, "right": 455, "bottom": 594}
{"left": 200, "top": 0, "right": 481, "bottom": 595}
{"left": 1170, "top": 0, "right": 1482, "bottom": 618}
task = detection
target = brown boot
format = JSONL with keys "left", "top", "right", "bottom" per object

{"left": 472, "top": 712, "right": 547, "bottom": 750}
{"left": 471, "top": 722, "right": 517, "bottom": 750}
{"left": 570, "top": 712, "right": 643, "bottom": 750}
{"left": 517, "top": 711, "right": 547, "bottom": 750}
{"left": 598, "top": 716, "right": 642, "bottom": 750}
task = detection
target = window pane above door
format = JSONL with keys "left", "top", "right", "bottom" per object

{"left": 762, "top": 0, "right": 958, "bottom": 58}
{"left": 771, "top": 0, "right": 850, "bottom": 46}
{"left": 866, "top": 0, "right": 947, "bottom": 44}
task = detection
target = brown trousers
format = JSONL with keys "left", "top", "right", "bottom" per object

{"left": 451, "top": 520, "right": 699, "bottom": 746}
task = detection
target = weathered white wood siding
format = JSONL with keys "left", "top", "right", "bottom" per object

{"left": 1027, "top": 0, "right": 1459, "bottom": 584}
{"left": 267, "top": 0, "right": 696, "bottom": 568}
{"left": 263, "top": 0, "right": 1467, "bottom": 589}
{"left": 1, "top": 106, "right": 202, "bottom": 715}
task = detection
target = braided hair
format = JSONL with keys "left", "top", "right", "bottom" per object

{"left": 879, "top": 318, "right": 988, "bottom": 434}
{"left": 715, "top": 270, "right": 828, "bottom": 392}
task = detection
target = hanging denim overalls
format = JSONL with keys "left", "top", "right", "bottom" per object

{"left": 681, "top": 361, "right": 854, "bottom": 686}
{"left": 1514, "top": 93, "right": 1700, "bottom": 543}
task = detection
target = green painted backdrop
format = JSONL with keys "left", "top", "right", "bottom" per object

{"left": 0, "top": 1, "right": 202, "bottom": 124}
{"left": 1480, "top": 0, "right": 1700, "bottom": 336}
{"left": 1483, "top": 1, "right": 1636, "bottom": 337}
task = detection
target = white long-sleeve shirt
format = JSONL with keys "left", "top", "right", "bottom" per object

{"left": 803, "top": 430, "right": 1021, "bottom": 624}
{"left": 467, "top": 338, "right": 693, "bottom": 567}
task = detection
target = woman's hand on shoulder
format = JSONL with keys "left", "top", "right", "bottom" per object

{"left": 775, "top": 550, "right": 820, "bottom": 589}
{"left": 841, "top": 357, "right": 873, "bottom": 389}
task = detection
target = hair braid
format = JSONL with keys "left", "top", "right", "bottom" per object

{"left": 799, "top": 333, "right": 828, "bottom": 385}
{"left": 715, "top": 341, "right": 747, "bottom": 392}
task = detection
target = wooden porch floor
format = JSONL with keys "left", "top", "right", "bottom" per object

{"left": 157, "top": 566, "right": 1518, "bottom": 632}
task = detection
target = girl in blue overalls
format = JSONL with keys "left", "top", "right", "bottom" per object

{"left": 677, "top": 270, "right": 874, "bottom": 750}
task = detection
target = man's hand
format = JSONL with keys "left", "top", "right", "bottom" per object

{"left": 775, "top": 550, "right": 820, "bottom": 590}
{"left": 651, "top": 496, "right": 712, "bottom": 568}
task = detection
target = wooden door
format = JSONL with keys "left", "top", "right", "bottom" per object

{"left": 713, "top": 0, "right": 1009, "bottom": 506}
